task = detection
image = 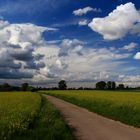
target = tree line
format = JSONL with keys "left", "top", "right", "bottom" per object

{"left": 0, "top": 80, "right": 138, "bottom": 91}
{"left": 95, "top": 81, "right": 126, "bottom": 90}
{"left": 0, "top": 83, "right": 34, "bottom": 92}
{"left": 0, "top": 81, "right": 68, "bottom": 92}
{"left": 56, "top": 80, "right": 138, "bottom": 90}
{"left": 57, "top": 80, "right": 136, "bottom": 90}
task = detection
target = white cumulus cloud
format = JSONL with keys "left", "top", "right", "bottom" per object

{"left": 73, "top": 7, "right": 101, "bottom": 16}
{"left": 134, "top": 52, "right": 140, "bottom": 59}
{"left": 88, "top": 2, "right": 140, "bottom": 40}
{"left": 78, "top": 19, "right": 89, "bottom": 26}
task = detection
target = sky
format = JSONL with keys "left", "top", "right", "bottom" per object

{"left": 0, "top": 0, "right": 140, "bottom": 87}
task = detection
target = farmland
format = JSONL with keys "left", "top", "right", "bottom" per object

{"left": 0, "top": 92, "right": 73, "bottom": 140}
{"left": 0, "top": 92, "right": 41, "bottom": 139}
{"left": 43, "top": 90, "right": 140, "bottom": 127}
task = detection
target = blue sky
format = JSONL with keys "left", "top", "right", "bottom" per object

{"left": 0, "top": 0, "right": 140, "bottom": 87}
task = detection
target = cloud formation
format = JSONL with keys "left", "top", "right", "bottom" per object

{"left": 28, "top": 36, "right": 132, "bottom": 86}
{"left": 0, "top": 18, "right": 136, "bottom": 86}
{"left": 0, "top": 19, "right": 57, "bottom": 80}
{"left": 122, "top": 42, "right": 137, "bottom": 51}
{"left": 134, "top": 52, "right": 140, "bottom": 59}
{"left": 88, "top": 2, "right": 140, "bottom": 40}
{"left": 78, "top": 19, "right": 89, "bottom": 26}
{"left": 73, "top": 7, "right": 101, "bottom": 16}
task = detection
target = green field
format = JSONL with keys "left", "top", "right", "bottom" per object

{"left": 0, "top": 92, "right": 73, "bottom": 140}
{"left": 0, "top": 92, "right": 41, "bottom": 139}
{"left": 42, "top": 90, "right": 140, "bottom": 128}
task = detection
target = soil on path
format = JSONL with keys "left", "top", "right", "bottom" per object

{"left": 44, "top": 94, "right": 140, "bottom": 140}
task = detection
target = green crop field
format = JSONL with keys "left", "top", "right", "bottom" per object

{"left": 42, "top": 90, "right": 140, "bottom": 128}
{"left": 0, "top": 92, "right": 41, "bottom": 140}
{"left": 0, "top": 92, "right": 73, "bottom": 140}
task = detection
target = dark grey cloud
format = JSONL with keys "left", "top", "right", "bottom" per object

{"left": 0, "top": 50, "right": 21, "bottom": 69}
{"left": 25, "top": 61, "right": 45, "bottom": 70}
{"left": 0, "top": 19, "right": 56, "bottom": 81}
{"left": 10, "top": 49, "right": 34, "bottom": 61}
{"left": 0, "top": 69, "right": 33, "bottom": 79}
{"left": 34, "top": 54, "right": 45, "bottom": 60}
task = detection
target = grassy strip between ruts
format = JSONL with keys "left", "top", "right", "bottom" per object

{"left": 11, "top": 94, "right": 74, "bottom": 140}
{"left": 41, "top": 90, "right": 140, "bottom": 128}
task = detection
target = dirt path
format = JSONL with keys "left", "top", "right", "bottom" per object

{"left": 44, "top": 95, "right": 140, "bottom": 140}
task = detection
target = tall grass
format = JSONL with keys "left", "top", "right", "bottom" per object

{"left": 13, "top": 96, "right": 74, "bottom": 140}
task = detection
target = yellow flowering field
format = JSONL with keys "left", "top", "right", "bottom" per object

{"left": 0, "top": 92, "right": 41, "bottom": 139}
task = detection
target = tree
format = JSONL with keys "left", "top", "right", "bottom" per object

{"left": 21, "top": 83, "right": 29, "bottom": 91}
{"left": 118, "top": 84, "right": 125, "bottom": 90}
{"left": 58, "top": 80, "right": 67, "bottom": 90}
{"left": 96, "top": 81, "right": 106, "bottom": 90}
{"left": 1, "top": 83, "right": 11, "bottom": 91}
{"left": 106, "top": 81, "right": 116, "bottom": 90}
{"left": 112, "top": 81, "right": 116, "bottom": 90}
{"left": 106, "top": 81, "right": 112, "bottom": 90}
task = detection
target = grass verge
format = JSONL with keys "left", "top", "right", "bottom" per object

{"left": 12, "top": 95, "right": 74, "bottom": 140}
